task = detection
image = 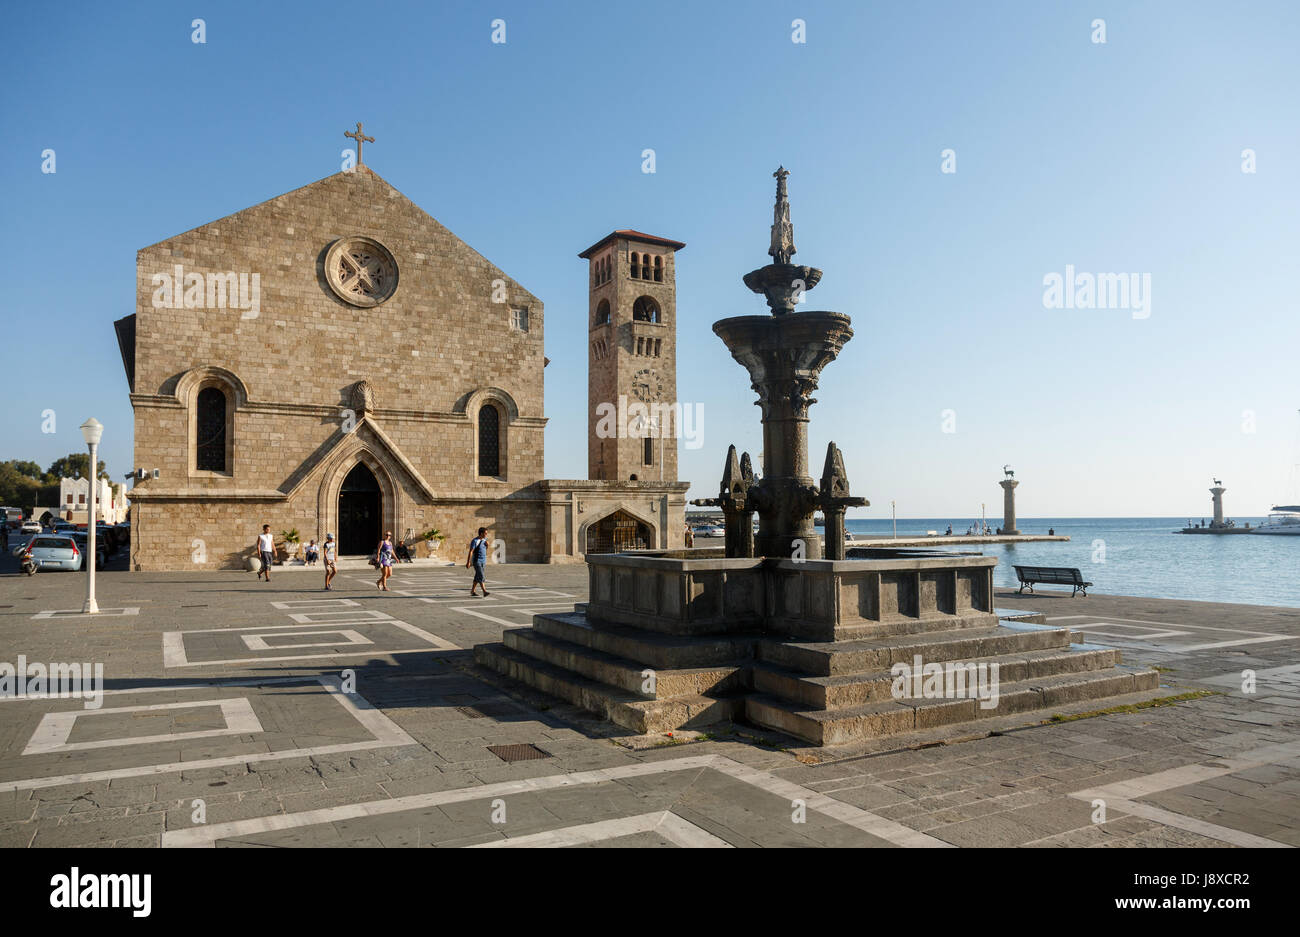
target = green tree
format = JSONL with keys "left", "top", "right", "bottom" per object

{"left": 0, "top": 463, "right": 46, "bottom": 509}
{"left": 46, "top": 454, "right": 108, "bottom": 481}
{"left": 9, "top": 460, "right": 45, "bottom": 479}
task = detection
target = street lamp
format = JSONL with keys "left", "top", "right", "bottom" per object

{"left": 80, "top": 418, "right": 103, "bottom": 614}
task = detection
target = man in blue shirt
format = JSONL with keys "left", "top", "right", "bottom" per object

{"left": 466, "top": 526, "right": 491, "bottom": 597}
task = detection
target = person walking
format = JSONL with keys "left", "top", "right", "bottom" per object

{"left": 375, "top": 531, "right": 395, "bottom": 590}
{"left": 466, "top": 526, "right": 490, "bottom": 597}
{"left": 255, "top": 524, "right": 274, "bottom": 582}
{"left": 684, "top": 523, "right": 694, "bottom": 548}
{"left": 323, "top": 533, "right": 337, "bottom": 591}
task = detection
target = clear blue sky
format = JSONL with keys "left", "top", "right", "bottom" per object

{"left": 3, "top": 0, "right": 1298, "bottom": 519}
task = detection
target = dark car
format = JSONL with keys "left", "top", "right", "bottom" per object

{"left": 95, "top": 524, "right": 119, "bottom": 550}
{"left": 66, "top": 531, "right": 109, "bottom": 570}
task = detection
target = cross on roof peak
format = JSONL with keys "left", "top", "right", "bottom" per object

{"left": 344, "top": 122, "right": 375, "bottom": 165}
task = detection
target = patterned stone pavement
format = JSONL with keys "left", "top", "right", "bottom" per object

{"left": 0, "top": 558, "right": 1296, "bottom": 848}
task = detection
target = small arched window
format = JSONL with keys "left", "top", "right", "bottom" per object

{"left": 629, "top": 252, "right": 640, "bottom": 279}
{"left": 478, "top": 405, "right": 500, "bottom": 476}
{"left": 595, "top": 299, "right": 611, "bottom": 325}
{"left": 196, "top": 386, "right": 228, "bottom": 472}
{"left": 632, "top": 296, "right": 659, "bottom": 323}
{"left": 654, "top": 256, "right": 663, "bottom": 282}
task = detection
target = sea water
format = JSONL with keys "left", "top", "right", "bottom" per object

{"left": 844, "top": 517, "right": 1300, "bottom": 608}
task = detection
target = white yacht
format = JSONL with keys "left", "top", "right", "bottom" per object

{"left": 1254, "top": 506, "right": 1300, "bottom": 535}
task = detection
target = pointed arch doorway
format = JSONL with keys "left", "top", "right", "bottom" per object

{"left": 338, "top": 463, "right": 381, "bottom": 555}
{"left": 585, "top": 510, "right": 653, "bottom": 554}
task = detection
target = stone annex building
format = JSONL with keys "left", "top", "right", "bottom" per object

{"left": 114, "top": 165, "right": 689, "bottom": 569}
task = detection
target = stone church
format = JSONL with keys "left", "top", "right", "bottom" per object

{"left": 114, "top": 162, "right": 689, "bottom": 569}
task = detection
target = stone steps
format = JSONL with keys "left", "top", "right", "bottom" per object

{"left": 829, "top": 613, "right": 1005, "bottom": 642}
{"left": 501, "top": 627, "right": 744, "bottom": 699}
{"left": 744, "top": 665, "right": 1162, "bottom": 746}
{"left": 473, "top": 642, "right": 742, "bottom": 735}
{"left": 758, "top": 622, "right": 1077, "bottom": 677}
{"left": 751, "top": 643, "right": 1121, "bottom": 710}
{"left": 533, "top": 611, "right": 760, "bottom": 670}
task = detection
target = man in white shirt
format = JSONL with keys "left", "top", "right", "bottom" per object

{"left": 255, "top": 524, "right": 275, "bottom": 582}
{"left": 323, "top": 533, "right": 337, "bottom": 591}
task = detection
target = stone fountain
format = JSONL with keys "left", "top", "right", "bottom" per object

{"left": 475, "top": 170, "right": 1159, "bottom": 746}
{"left": 698, "top": 166, "right": 866, "bottom": 560}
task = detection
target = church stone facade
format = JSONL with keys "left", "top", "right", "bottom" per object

{"left": 116, "top": 166, "right": 688, "bottom": 570}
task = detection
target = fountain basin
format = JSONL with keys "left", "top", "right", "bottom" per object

{"left": 585, "top": 551, "right": 998, "bottom": 642}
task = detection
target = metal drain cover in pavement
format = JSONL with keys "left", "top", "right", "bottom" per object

{"left": 486, "top": 743, "right": 551, "bottom": 763}
{"left": 457, "top": 701, "right": 523, "bottom": 719}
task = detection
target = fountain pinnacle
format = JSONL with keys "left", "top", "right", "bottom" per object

{"left": 743, "top": 167, "right": 823, "bottom": 314}
{"left": 697, "top": 167, "right": 866, "bottom": 559}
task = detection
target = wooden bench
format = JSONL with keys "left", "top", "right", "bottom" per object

{"left": 1012, "top": 565, "right": 1092, "bottom": 597}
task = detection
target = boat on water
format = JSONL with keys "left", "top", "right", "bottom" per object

{"left": 1254, "top": 506, "right": 1300, "bottom": 535}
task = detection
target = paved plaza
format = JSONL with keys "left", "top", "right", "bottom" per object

{"left": 0, "top": 558, "right": 1297, "bottom": 848}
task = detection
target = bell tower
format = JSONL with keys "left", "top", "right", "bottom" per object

{"left": 579, "top": 230, "right": 686, "bottom": 482}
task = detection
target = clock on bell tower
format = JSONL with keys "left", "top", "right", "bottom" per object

{"left": 579, "top": 230, "right": 685, "bottom": 482}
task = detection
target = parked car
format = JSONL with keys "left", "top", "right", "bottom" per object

{"left": 19, "top": 535, "right": 83, "bottom": 572}
{"left": 66, "top": 531, "right": 109, "bottom": 569}
{"left": 692, "top": 524, "right": 725, "bottom": 538}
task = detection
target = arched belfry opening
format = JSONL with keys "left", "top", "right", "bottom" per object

{"left": 338, "top": 462, "right": 381, "bottom": 555}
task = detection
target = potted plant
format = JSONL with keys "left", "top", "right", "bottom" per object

{"left": 280, "top": 528, "right": 301, "bottom": 563}
{"left": 417, "top": 528, "right": 445, "bottom": 557}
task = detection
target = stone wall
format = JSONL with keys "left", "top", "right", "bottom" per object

{"left": 126, "top": 167, "right": 551, "bottom": 570}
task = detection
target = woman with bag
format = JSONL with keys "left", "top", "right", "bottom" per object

{"left": 375, "top": 531, "right": 396, "bottom": 591}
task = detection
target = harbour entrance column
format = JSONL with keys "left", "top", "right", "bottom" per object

{"left": 1210, "top": 482, "right": 1226, "bottom": 528}
{"left": 998, "top": 476, "right": 1020, "bottom": 535}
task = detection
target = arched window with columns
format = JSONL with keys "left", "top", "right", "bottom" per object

{"left": 177, "top": 366, "right": 247, "bottom": 479}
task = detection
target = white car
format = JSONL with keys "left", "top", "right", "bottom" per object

{"left": 20, "top": 521, "right": 40, "bottom": 534}
{"left": 693, "top": 524, "right": 725, "bottom": 538}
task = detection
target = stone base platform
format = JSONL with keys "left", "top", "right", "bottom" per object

{"left": 473, "top": 553, "right": 1160, "bottom": 747}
